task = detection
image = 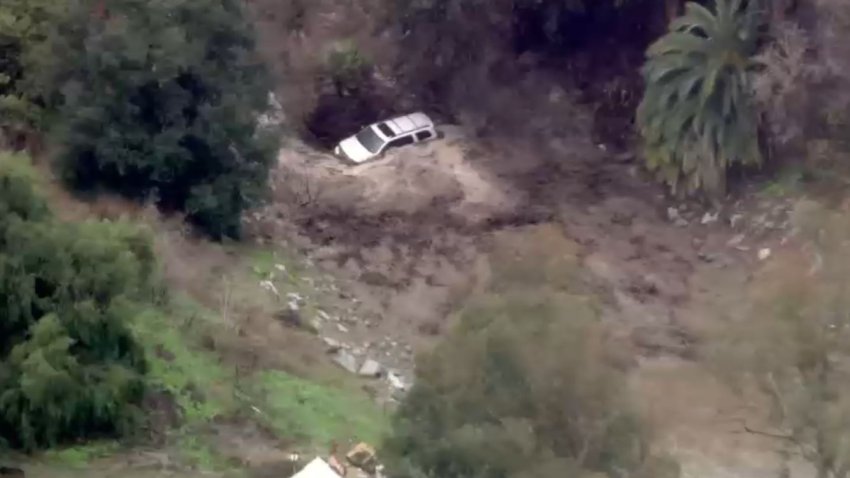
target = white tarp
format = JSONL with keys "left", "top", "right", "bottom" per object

{"left": 291, "top": 457, "right": 343, "bottom": 478}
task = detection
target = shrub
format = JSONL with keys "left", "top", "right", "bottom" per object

{"left": 384, "top": 292, "right": 676, "bottom": 478}
{"left": 31, "top": 0, "right": 277, "bottom": 238}
{"left": 0, "top": 153, "right": 154, "bottom": 451}
{"left": 637, "top": 0, "right": 764, "bottom": 196}
{"left": 0, "top": 0, "right": 55, "bottom": 144}
{"left": 324, "top": 40, "right": 371, "bottom": 97}
{"left": 712, "top": 201, "right": 850, "bottom": 478}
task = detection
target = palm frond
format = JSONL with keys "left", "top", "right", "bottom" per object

{"left": 637, "top": 0, "right": 764, "bottom": 196}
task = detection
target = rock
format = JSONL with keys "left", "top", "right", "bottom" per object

{"left": 333, "top": 351, "right": 360, "bottom": 374}
{"left": 666, "top": 207, "right": 681, "bottom": 222}
{"left": 666, "top": 206, "right": 689, "bottom": 226}
{"left": 322, "top": 337, "right": 343, "bottom": 353}
{"left": 360, "top": 358, "right": 384, "bottom": 377}
{"left": 387, "top": 372, "right": 409, "bottom": 393}
{"left": 727, "top": 234, "right": 746, "bottom": 247}
{"left": 260, "top": 280, "right": 279, "bottom": 297}
{"left": 729, "top": 214, "right": 744, "bottom": 228}
{"left": 305, "top": 318, "right": 321, "bottom": 334}
{"left": 758, "top": 248, "right": 772, "bottom": 261}
{"left": 701, "top": 211, "right": 719, "bottom": 225}
{"left": 697, "top": 252, "right": 716, "bottom": 263}
{"left": 317, "top": 310, "right": 331, "bottom": 321}
{"left": 275, "top": 264, "right": 287, "bottom": 272}
{"left": 359, "top": 359, "right": 383, "bottom": 377}
{"left": 337, "top": 324, "right": 349, "bottom": 333}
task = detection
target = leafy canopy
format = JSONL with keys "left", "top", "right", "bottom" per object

{"left": 8, "top": 0, "right": 276, "bottom": 238}
{"left": 384, "top": 292, "right": 676, "bottom": 478}
{"left": 637, "top": 0, "right": 764, "bottom": 196}
{"left": 0, "top": 0, "right": 60, "bottom": 138}
{"left": 0, "top": 153, "right": 155, "bottom": 451}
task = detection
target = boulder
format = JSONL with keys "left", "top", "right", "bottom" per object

{"left": 387, "top": 371, "right": 409, "bottom": 393}
{"left": 333, "top": 351, "right": 359, "bottom": 374}
{"left": 322, "top": 337, "right": 343, "bottom": 353}
{"left": 358, "top": 359, "right": 383, "bottom": 377}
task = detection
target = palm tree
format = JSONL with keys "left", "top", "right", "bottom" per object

{"left": 637, "top": 0, "right": 764, "bottom": 196}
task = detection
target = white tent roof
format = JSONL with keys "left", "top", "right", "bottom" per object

{"left": 291, "top": 457, "right": 343, "bottom": 478}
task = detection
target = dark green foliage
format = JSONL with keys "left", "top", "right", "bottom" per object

{"left": 0, "top": 0, "right": 57, "bottom": 140}
{"left": 637, "top": 0, "right": 764, "bottom": 195}
{"left": 26, "top": 0, "right": 275, "bottom": 238}
{"left": 384, "top": 293, "right": 675, "bottom": 478}
{"left": 390, "top": 0, "right": 648, "bottom": 91}
{"left": 0, "top": 154, "right": 153, "bottom": 451}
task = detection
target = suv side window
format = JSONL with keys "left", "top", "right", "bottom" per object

{"left": 385, "top": 134, "right": 414, "bottom": 151}
{"left": 415, "top": 130, "right": 433, "bottom": 142}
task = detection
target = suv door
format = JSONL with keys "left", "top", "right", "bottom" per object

{"left": 383, "top": 134, "right": 415, "bottom": 153}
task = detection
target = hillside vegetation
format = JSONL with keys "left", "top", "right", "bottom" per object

{"left": 5, "top": 0, "right": 850, "bottom": 477}
{"left": 1, "top": 0, "right": 275, "bottom": 238}
{"left": 0, "top": 153, "right": 153, "bottom": 451}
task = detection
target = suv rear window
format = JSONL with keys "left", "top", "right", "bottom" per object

{"left": 377, "top": 123, "right": 395, "bottom": 137}
{"left": 415, "top": 131, "right": 433, "bottom": 141}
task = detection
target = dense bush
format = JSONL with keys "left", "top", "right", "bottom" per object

{"left": 391, "top": 0, "right": 652, "bottom": 88}
{"left": 0, "top": 0, "right": 55, "bottom": 146}
{"left": 637, "top": 0, "right": 764, "bottom": 196}
{"left": 0, "top": 154, "right": 154, "bottom": 451}
{"left": 384, "top": 293, "right": 677, "bottom": 478}
{"left": 5, "top": 0, "right": 276, "bottom": 238}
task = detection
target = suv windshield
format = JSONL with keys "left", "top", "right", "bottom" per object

{"left": 355, "top": 127, "right": 385, "bottom": 154}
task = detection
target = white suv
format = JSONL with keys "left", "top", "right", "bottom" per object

{"left": 334, "top": 112, "right": 437, "bottom": 164}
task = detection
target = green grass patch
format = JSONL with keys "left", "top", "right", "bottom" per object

{"left": 760, "top": 168, "right": 804, "bottom": 198}
{"left": 253, "top": 370, "right": 389, "bottom": 447}
{"left": 127, "top": 295, "right": 386, "bottom": 469}
{"left": 129, "top": 302, "right": 239, "bottom": 472}
{"left": 175, "top": 433, "right": 237, "bottom": 473}
{"left": 132, "top": 305, "right": 235, "bottom": 425}
{"left": 248, "top": 248, "right": 302, "bottom": 284}
{"left": 41, "top": 442, "right": 121, "bottom": 468}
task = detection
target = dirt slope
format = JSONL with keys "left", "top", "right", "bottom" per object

{"left": 245, "top": 114, "right": 813, "bottom": 476}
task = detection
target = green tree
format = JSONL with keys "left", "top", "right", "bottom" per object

{"left": 637, "top": 0, "right": 764, "bottom": 196}
{"left": 384, "top": 292, "right": 677, "bottom": 478}
{"left": 0, "top": 153, "right": 154, "bottom": 451}
{"left": 0, "top": 0, "right": 58, "bottom": 146}
{"left": 25, "top": 0, "right": 276, "bottom": 238}
{"left": 390, "top": 0, "right": 648, "bottom": 103}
